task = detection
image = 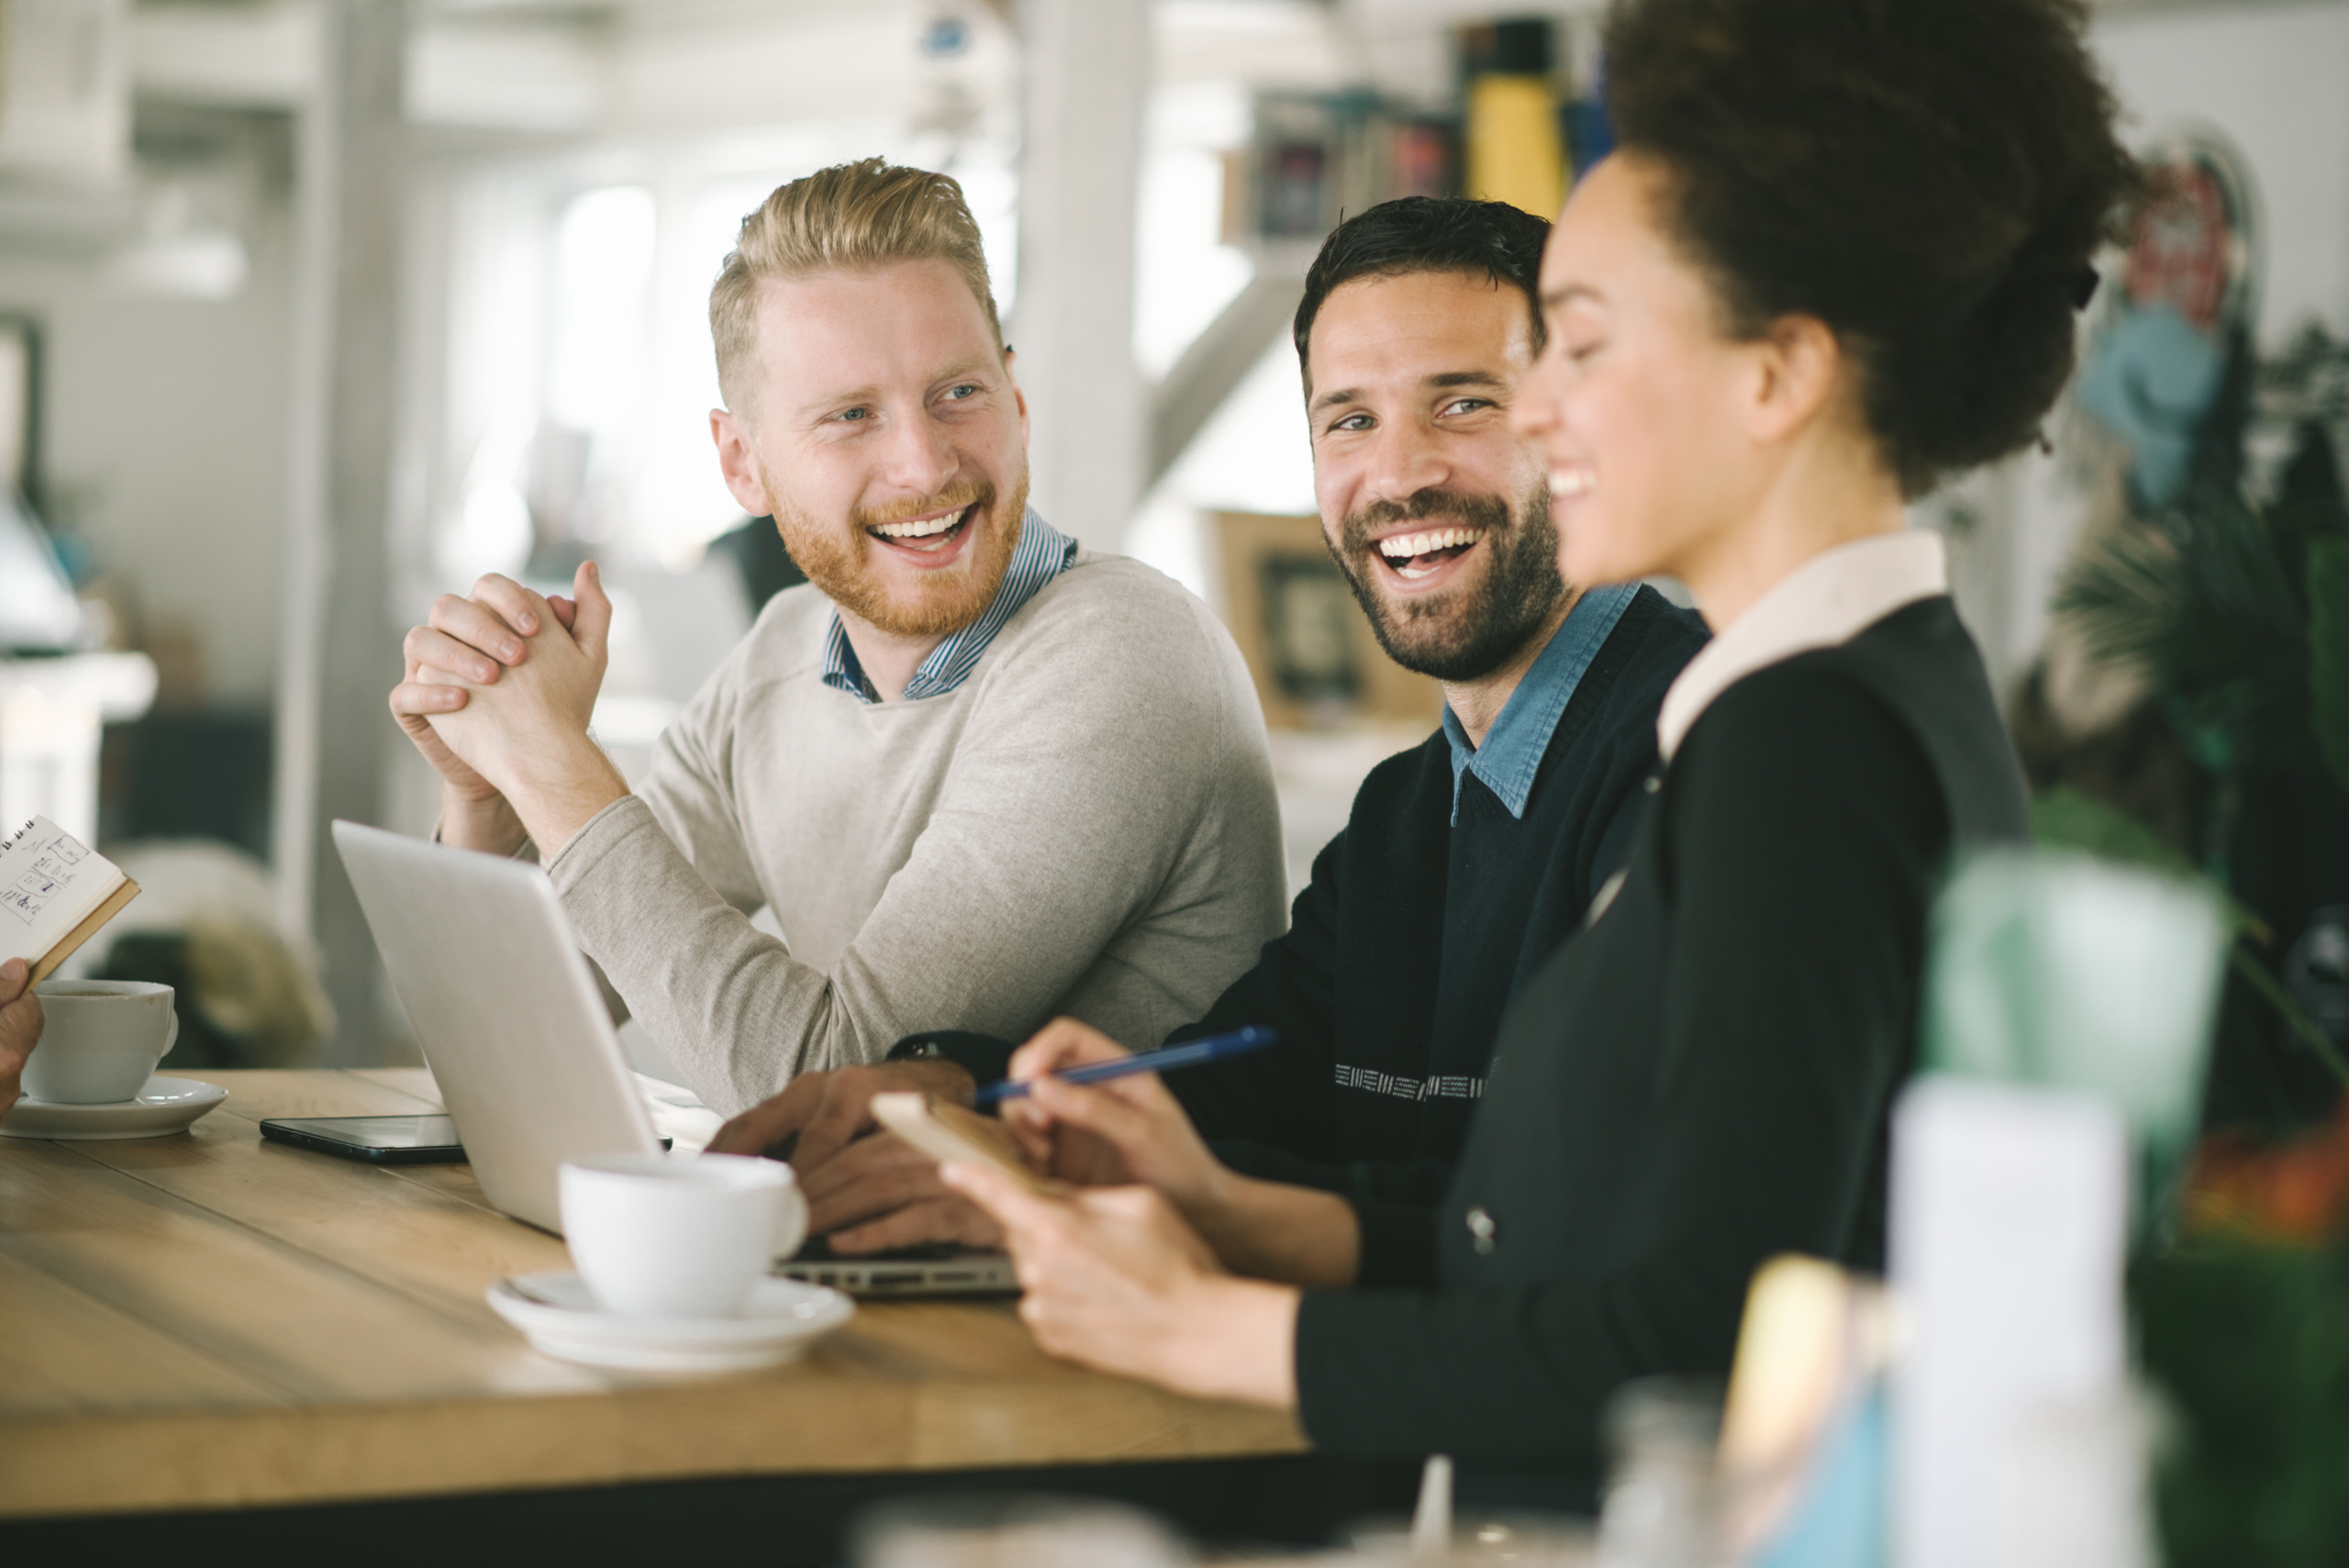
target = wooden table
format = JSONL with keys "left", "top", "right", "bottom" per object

{"left": 0, "top": 1069, "right": 1307, "bottom": 1523}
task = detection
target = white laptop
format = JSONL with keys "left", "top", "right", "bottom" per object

{"left": 331, "top": 820, "right": 1016, "bottom": 1295}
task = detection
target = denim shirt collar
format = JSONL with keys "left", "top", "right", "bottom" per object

{"left": 822, "top": 506, "right": 1077, "bottom": 704}
{"left": 1441, "top": 582, "right": 1639, "bottom": 823}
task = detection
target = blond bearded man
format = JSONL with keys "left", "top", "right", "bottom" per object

{"left": 389, "top": 160, "right": 1286, "bottom": 1120}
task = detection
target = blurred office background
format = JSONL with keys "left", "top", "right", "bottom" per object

{"left": 0, "top": 0, "right": 2343, "bottom": 1074}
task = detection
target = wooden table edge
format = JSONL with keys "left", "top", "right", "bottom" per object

{"left": 0, "top": 1388, "right": 1308, "bottom": 1518}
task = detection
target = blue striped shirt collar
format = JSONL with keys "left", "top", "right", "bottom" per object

{"left": 1441, "top": 582, "right": 1639, "bottom": 823}
{"left": 821, "top": 506, "right": 1077, "bottom": 704}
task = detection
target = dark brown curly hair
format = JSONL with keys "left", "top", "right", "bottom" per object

{"left": 1603, "top": 0, "right": 2142, "bottom": 497}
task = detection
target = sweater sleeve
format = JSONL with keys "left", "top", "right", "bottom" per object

{"left": 1291, "top": 668, "right": 1945, "bottom": 1467}
{"left": 546, "top": 574, "right": 1285, "bottom": 1115}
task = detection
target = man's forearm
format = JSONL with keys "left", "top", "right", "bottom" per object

{"left": 552, "top": 796, "right": 848, "bottom": 1112}
{"left": 437, "top": 737, "right": 629, "bottom": 861}
{"left": 500, "top": 739, "right": 633, "bottom": 861}
{"left": 439, "top": 788, "right": 529, "bottom": 856}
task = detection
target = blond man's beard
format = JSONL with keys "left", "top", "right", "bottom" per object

{"left": 769, "top": 470, "right": 1029, "bottom": 639}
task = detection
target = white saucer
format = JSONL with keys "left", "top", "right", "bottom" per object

{"left": 0, "top": 1075, "right": 228, "bottom": 1140}
{"left": 486, "top": 1270, "right": 855, "bottom": 1372}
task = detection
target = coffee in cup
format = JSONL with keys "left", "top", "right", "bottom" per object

{"left": 559, "top": 1151, "right": 808, "bottom": 1318}
{"left": 23, "top": 980, "right": 181, "bottom": 1105}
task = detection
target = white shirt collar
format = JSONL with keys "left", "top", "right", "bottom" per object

{"left": 1655, "top": 528, "right": 1950, "bottom": 762}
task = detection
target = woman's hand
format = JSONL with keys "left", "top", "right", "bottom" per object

{"left": 0, "top": 958, "right": 44, "bottom": 1121}
{"left": 1001, "top": 1019, "right": 1233, "bottom": 1213}
{"left": 941, "top": 1158, "right": 1300, "bottom": 1409}
{"left": 1000, "top": 1018, "right": 1364, "bottom": 1289}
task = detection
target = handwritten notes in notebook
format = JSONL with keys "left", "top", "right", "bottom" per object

{"left": 0, "top": 817, "right": 140, "bottom": 984}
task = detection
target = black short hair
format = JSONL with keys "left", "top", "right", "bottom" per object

{"left": 1605, "top": 0, "right": 2142, "bottom": 497}
{"left": 1292, "top": 196, "right": 1553, "bottom": 384}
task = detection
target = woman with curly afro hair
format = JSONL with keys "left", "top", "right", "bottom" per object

{"left": 940, "top": 0, "right": 2143, "bottom": 1512}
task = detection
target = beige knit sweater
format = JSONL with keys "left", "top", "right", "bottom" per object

{"left": 545, "top": 551, "right": 1288, "bottom": 1115}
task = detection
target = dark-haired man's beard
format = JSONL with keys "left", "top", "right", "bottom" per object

{"left": 1330, "top": 481, "right": 1565, "bottom": 682}
{"left": 769, "top": 469, "right": 1029, "bottom": 640}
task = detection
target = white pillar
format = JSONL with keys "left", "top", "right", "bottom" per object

{"left": 0, "top": 654, "right": 155, "bottom": 844}
{"left": 273, "top": 0, "right": 408, "bottom": 1062}
{"left": 1011, "top": 0, "right": 1150, "bottom": 552}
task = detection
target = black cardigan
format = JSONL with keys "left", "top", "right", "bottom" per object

{"left": 1292, "top": 596, "right": 2029, "bottom": 1511}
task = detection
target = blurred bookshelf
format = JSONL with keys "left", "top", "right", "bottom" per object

{"left": 1222, "top": 92, "right": 1461, "bottom": 253}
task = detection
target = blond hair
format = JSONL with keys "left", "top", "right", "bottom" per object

{"left": 709, "top": 157, "right": 1003, "bottom": 418}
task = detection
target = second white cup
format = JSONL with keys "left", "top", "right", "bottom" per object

{"left": 559, "top": 1151, "right": 807, "bottom": 1319}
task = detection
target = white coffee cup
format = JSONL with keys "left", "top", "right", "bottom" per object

{"left": 23, "top": 980, "right": 181, "bottom": 1105}
{"left": 559, "top": 1151, "right": 808, "bottom": 1319}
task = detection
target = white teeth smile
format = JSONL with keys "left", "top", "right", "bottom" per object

{"left": 1550, "top": 469, "right": 1594, "bottom": 498}
{"left": 1376, "top": 526, "right": 1483, "bottom": 581}
{"left": 1376, "top": 526, "right": 1483, "bottom": 559}
{"left": 871, "top": 510, "right": 964, "bottom": 540}
{"left": 1377, "top": 527, "right": 1482, "bottom": 559}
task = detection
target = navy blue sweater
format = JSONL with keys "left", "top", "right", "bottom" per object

{"left": 1167, "top": 585, "right": 1708, "bottom": 1200}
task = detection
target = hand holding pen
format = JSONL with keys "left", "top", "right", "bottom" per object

{"left": 985, "top": 1020, "right": 1275, "bottom": 1204}
{"left": 973, "top": 1025, "right": 1276, "bottom": 1107}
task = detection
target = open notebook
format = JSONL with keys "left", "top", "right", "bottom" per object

{"left": 1, "top": 817, "right": 140, "bottom": 984}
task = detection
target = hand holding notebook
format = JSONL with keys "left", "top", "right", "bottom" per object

{"left": 0, "top": 817, "right": 140, "bottom": 984}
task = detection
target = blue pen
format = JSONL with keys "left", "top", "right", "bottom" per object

{"left": 970, "top": 1025, "right": 1277, "bottom": 1107}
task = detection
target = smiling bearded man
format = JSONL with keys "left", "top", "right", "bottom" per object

{"left": 1336, "top": 483, "right": 1560, "bottom": 678}
{"left": 785, "top": 474, "right": 1019, "bottom": 639}
{"left": 718, "top": 196, "right": 1713, "bottom": 1260}
{"left": 388, "top": 158, "right": 1286, "bottom": 1119}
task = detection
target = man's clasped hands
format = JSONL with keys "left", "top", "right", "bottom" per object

{"left": 389, "top": 562, "right": 629, "bottom": 861}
